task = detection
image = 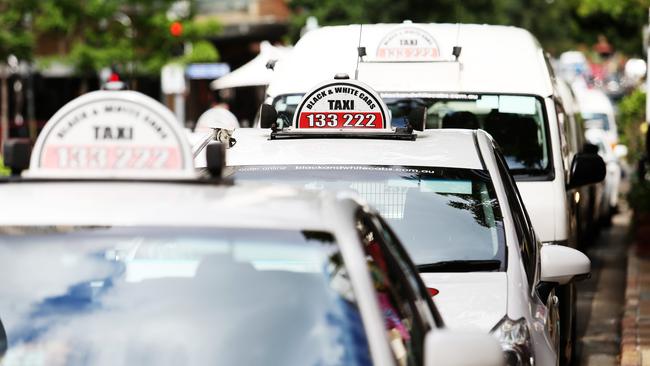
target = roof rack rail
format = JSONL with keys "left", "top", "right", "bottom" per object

{"left": 269, "top": 127, "right": 417, "bottom": 141}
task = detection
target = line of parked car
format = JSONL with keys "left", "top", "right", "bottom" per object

{"left": 0, "top": 21, "right": 621, "bottom": 366}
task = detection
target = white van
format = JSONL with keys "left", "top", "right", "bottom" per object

{"left": 262, "top": 23, "right": 604, "bottom": 364}
{"left": 574, "top": 87, "right": 619, "bottom": 147}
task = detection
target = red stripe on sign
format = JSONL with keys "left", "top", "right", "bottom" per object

{"left": 298, "top": 112, "right": 384, "bottom": 129}
{"left": 41, "top": 145, "right": 182, "bottom": 170}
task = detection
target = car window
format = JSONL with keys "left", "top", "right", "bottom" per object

{"left": 356, "top": 211, "right": 428, "bottom": 366}
{"left": 370, "top": 214, "right": 443, "bottom": 328}
{"left": 582, "top": 112, "right": 610, "bottom": 131}
{"left": 494, "top": 148, "right": 538, "bottom": 287}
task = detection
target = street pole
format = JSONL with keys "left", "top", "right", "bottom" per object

{"left": 646, "top": 8, "right": 650, "bottom": 124}
{"left": 1, "top": 64, "right": 8, "bottom": 153}
{"left": 174, "top": 93, "right": 185, "bottom": 126}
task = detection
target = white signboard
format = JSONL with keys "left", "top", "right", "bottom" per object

{"left": 292, "top": 79, "right": 389, "bottom": 130}
{"left": 161, "top": 64, "right": 186, "bottom": 94}
{"left": 27, "top": 90, "right": 195, "bottom": 179}
{"left": 376, "top": 27, "right": 440, "bottom": 61}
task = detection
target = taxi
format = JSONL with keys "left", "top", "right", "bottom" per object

{"left": 258, "top": 23, "right": 606, "bottom": 364}
{"left": 200, "top": 78, "right": 593, "bottom": 366}
{"left": 0, "top": 89, "right": 502, "bottom": 366}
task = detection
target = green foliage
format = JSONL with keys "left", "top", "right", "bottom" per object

{"left": 182, "top": 40, "right": 220, "bottom": 64}
{"left": 0, "top": 0, "right": 38, "bottom": 60}
{"left": 629, "top": 177, "right": 650, "bottom": 213}
{"left": 618, "top": 89, "right": 646, "bottom": 161}
{"left": 23, "top": 0, "right": 223, "bottom": 75}
{"left": 288, "top": 0, "right": 650, "bottom": 56}
{"left": 0, "top": 155, "right": 9, "bottom": 176}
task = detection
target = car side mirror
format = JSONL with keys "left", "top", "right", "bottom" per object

{"left": 540, "top": 245, "right": 590, "bottom": 286}
{"left": 582, "top": 142, "right": 599, "bottom": 155}
{"left": 259, "top": 103, "right": 278, "bottom": 129}
{"left": 3, "top": 139, "right": 31, "bottom": 176}
{"left": 407, "top": 105, "right": 427, "bottom": 131}
{"left": 424, "top": 330, "right": 504, "bottom": 366}
{"left": 205, "top": 142, "right": 226, "bottom": 178}
{"left": 567, "top": 152, "right": 605, "bottom": 189}
{"left": 0, "top": 317, "right": 6, "bottom": 358}
{"left": 614, "top": 144, "right": 628, "bottom": 159}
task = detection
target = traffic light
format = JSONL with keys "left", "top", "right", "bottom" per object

{"left": 169, "top": 21, "right": 183, "bottom": 38}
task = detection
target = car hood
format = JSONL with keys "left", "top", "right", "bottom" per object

{"left": 420, "top": 272, "right": 507, "bottom": 332}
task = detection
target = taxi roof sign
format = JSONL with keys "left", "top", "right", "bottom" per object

{"left": 290, "top": 79, "right": 390, "bottom": 132}
{"left": 26, "top": 90, "right": 196, "bottom": 179}
{"left": 375, "top": 26, "right": 441, "bottom": 62}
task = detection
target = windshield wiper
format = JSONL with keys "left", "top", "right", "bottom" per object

{"left": 417, "top": 259, "right": 501, "bottom": 273}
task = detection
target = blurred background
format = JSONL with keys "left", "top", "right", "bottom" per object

{"left": 0, "top": 0, "right": 649, "bottom": 168}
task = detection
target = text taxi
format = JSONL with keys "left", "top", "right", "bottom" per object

{"left": 0, "top": 89, "right": 502, "bottom": 366}
{"left": 201, "top": 78, "right": 592, "bottom": 366}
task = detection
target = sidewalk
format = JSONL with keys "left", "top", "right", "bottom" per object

{"left": 621, "top": 235, "right": 650, "bottom": 365}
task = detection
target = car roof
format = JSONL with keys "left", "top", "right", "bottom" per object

{"left": 574, "top": 87, "right": 614, "bottom": 114}
{"left": 0, "top": 180, "right": 357, "bottom": 231}
{"left": 222, "top": 128, "right": 484, "bottom": 170}
{"left": 267, "top": 23, "right": 553, "bottom": 97}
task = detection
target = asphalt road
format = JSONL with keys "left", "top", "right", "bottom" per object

{"left": 574, "top": 209, "right": 630, "bottom": 365}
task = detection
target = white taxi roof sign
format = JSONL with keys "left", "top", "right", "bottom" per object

{"left": 374, "top": 26, "right": 441, "bottom": 62}
{"left": 27, "top": 90, "right": 196, "bottom": 179}
{"left": 291, "top": 79, "right": 390, "bottom": 132}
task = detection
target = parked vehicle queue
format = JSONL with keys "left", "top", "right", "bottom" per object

{"left": 0, "top": 89, "right": 504, "bottom": 366}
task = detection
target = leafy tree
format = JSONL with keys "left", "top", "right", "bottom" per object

{"left": 0, "top": 0, "right": 38, "bottom": 150}
{"left": 32, "top": 0, "right": 222, "bottom": 77}
{"left": 618, "top": 89, "right": 646, "bottom": 160}
{"left": 288, "top": 0, "right": 650, "bottom": 56}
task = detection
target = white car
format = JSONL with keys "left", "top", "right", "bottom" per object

{"left": 206, "top": 78, "right": 592, "bottom": 366}
{"left": 574, "top": 87, "right": 619, "bottom": 148}
{"left": 585, "top": 128, "right": 626, "bottom": 225}
{"left": 0, "top": 89, "right": 503, "bottom": 366}
{"left": 258, "top": 24, "right": 605, "bottom": 362}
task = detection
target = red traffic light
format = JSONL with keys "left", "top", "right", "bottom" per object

{"left": 169, "top": 21, "right": 183, "bottom": 37}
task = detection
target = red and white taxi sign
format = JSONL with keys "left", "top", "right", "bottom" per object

{"left": 293, "top": 79, "right": 389, "bottom": 130}
{"left": 376, "top": 27, "right": 440, "bottom": 61}
{"left": 27, "top": 90, "right": 195, "bottom": 179}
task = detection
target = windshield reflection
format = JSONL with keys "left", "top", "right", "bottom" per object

{"left": 0, "top": 227, "right": 370, "bottom": 366}
{"left": 231, "top": 165, "right": 506, "bottom": 268}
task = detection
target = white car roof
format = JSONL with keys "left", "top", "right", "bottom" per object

{"left": 0, "top": 181, "right": 354, "bottom": 231}
{"left": 268, "top": 23, "right": 553, "bottom": 97}
{"left": 224, "top": 128, "right": 483, "bottom": 170}
{"left": 574, "top": 88, "right": 614, "bottom": 114}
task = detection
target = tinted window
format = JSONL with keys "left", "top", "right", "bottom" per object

{"left": 0, "top": 227, "right": 371, "bottom": 366}
{"left": 231, "top": 165, "right": 506, "bottom": 269}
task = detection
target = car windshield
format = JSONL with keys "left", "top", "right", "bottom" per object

{"left": 0, "top": 227, "right": 370, "bottom": 366}
{"left": 230, "top": 165, "right": 506, "bottom": 269}
{"left": 272, "top": 93, "right": 550, "bottom": 176}
{"left": 582, "top": 112, "right": 610, "bottom": 131}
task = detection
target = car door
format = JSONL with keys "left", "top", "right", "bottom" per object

{"left": 493, "top": 146, "right": 561, "bottom": 350}
{"left": 355, "top": 209, "right": 439, "bottom": 366}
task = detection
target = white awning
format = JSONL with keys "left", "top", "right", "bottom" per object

{"left": 210, "top": 41, "right": 291, "bottom": 90}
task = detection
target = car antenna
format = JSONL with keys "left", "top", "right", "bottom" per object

{"left": 452, "top": 23, "right": 462, "bottom": 61}
{"left": 355, "top": 24, "right": 366, "bottom": 80}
